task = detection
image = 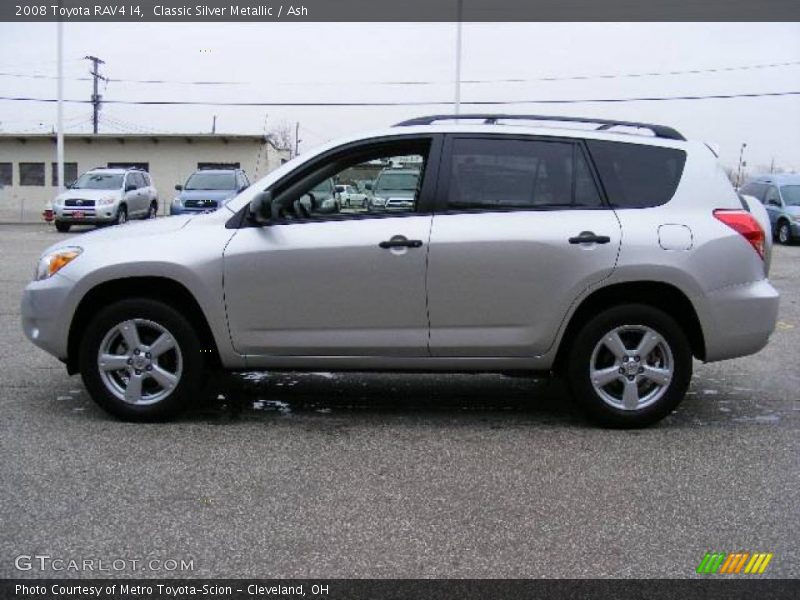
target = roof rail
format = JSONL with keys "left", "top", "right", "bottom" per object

{"left": 394, "top": 114, "right": 686, "bottom": 141}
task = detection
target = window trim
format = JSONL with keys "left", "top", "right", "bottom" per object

{"left": 227, "top": 133, "right": 443, "bottom": 229}
{"left": 433, "top": 133, "right": 611, "bottom": 215}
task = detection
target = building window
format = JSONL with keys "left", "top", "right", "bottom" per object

{"left": 51, "top": 162, "right": 78, "bottom": 186}
{"left": 198, "top": 162, "right": 240, "bottom": 170}
{"left": 19, "top": 162, "right": 45, "bottom": 186}
{"left": 107, "top": 162, "right": 149, "bottom": 171}
{"left": 0, "top": 163, "right": 11, "bottom": 186}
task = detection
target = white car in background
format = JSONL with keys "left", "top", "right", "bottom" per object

{"left": 335, "top": 184, "right": 369, "bottom": 208}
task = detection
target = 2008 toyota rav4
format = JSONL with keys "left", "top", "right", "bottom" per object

{"left": 22, "top": 115, "right": 780, "bottom": 427}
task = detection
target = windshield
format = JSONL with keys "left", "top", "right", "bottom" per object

{"left": 780, "top": 185, "right": 800, "bottom": 206}
{"left": 71, "top": 173, "right": 123, "bottom": 190}
{"left": 185, "top": 172, "right": 236, "bottom": 190}
{"left": 375, "top": 172, "right": 419, "bottom": 192}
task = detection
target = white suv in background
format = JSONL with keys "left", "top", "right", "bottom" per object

{"left": 52, "top": 167, "right": 159, "bottom": 232}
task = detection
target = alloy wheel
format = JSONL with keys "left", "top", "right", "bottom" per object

{"left": 97, "top": 319, "right": 183, "bottom": 405}
{"left": 589, "top": 325, "right": 674, "bottom": 411}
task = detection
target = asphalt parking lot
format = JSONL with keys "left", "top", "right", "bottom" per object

{"left": 1, "top": 223, "right": 798, "bottom": 579}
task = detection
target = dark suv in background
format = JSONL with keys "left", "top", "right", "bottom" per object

{"left": 171, "top": 167, "right": 250, "bottom": 215}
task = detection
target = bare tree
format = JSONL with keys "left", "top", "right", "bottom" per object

{"left": 268, "top": 120, "right": 293, "bottom": 154}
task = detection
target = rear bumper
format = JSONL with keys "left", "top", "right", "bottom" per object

{"left": 701, "top": 279, "right": 780, "bottom": 362}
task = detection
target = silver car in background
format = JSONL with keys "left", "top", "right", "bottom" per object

{"left": 22, "top": 114, "right": 779, "bottom": 427}
{"left": 52, "top": 167, "right": 158, "bottom": 232}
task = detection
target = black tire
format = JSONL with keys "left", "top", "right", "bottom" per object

{"left": 79, "top": 298, "right": 207, "bottom": 421}
{"left": 146, "top": 202, "right": 158, "bottom": 219}
{"left": 777, "top": 220, "right": 793, "bottom": 245}
{"left": 114, "top": 204, "right": 128, "bottom": 225}
{"left": 54, "top": 220, "right": 71, "bottom": 233}
{"left": 565, "top": 304, "right": 692, "bottom": 428}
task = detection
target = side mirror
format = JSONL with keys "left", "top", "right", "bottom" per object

{"left": 248, "top": 190, "right": 273, "bottom": 224}
{"left": 175, "top": 184, "right": 183, "bottom": 191}
{"left": 125, "top": 184, "right": 137, "bottom": 192}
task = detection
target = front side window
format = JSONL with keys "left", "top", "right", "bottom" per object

{"left": 780, "top": 185, "right": 800, "bottom": 207}
{"left": 447, "top": 138, "right": 602, "bottom": 211}
{"left": 19, "top": 163, "right": 45, "bottom": 186}
{"left": 71, "top": 172, "right": 123, "bottom": 190}
{"left": 271, "top": 140, "right": 429, "bottom": 220}
{"left": 740, "top": 182, "right": 767, "bottom": 201}
{"left": 185, "top": 172, "right": 237, "bottom": 190}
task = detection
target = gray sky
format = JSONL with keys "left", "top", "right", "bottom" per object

{"left": 1, "top": 22, "right": 799, "bottom": 172}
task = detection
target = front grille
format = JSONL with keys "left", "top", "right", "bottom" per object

{"left": 184, "top": 199, "right": 218, "bottom": 209}
{"left": 65, "top": 199, "right": 96, "bottom": 207}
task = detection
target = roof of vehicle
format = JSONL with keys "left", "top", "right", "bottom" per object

{"left": 746, "top": 173, "right": 800, "bottom": 185}
{"left": 86, "top": 167, "right": 147, "bottom": 174}
{"left": 189, "top": 169, "right": 240, "bottom": 175}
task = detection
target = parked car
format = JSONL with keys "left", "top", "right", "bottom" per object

{"left": 171, "top": 168, "right": 249, "bottom": 215}
{"left": 300, "top": 178, "right": 340, "bottom": 215}
{"left": 52, "top": 167, "right": 158, "bottom": 232}
{"left": 368, "top": 167, "right": 419, "bottom": 211}
{"left": 22, "top": 114, "right": 779, "bottom": 427}
{"left": 740, "top": 174, "right": 800, "bottom": 244}
{"left": 335, "top": 184, "right": 369, "bottom": 208}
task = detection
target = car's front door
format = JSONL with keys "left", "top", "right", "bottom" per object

{"left": 223, "top": 136, "right": 441, "bottom": 360}
{"left": 426, "top": 134, "right": 621, "bottom": 358}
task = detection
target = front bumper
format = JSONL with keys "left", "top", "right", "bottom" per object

{"left": 54, "top": 205, "right": 117, "bottom": 223}
{"left": 170, "top": 205, "right": 219, "bottom": 215}
{"left": 702, "top": 278, "right": 780, "bottom": 362}
{"left": 21, "top": 275, "right": 75, "bottom": 360}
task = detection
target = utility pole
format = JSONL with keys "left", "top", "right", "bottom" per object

{"left": 56, "top": 20, "right": 64, "bottom": 192}
{"left": 735, "top": 142, "right": 747, "bottom": 188}
{"left": 84, "top": 55, "right": 106, "bottom": 134}
{"left": 770, "top": 157, "right": 775, "bottom": 174}
{"left": 454, "top": 0, "right": 463, "bottom": 115}
{"left": 212, "top": 115, "right": 217, "bottom": 134}
{"left": 294, "top": 122, "right": 301, "bottom": 157}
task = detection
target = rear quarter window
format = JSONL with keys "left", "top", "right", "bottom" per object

{"left": 586, "top": 140, "right": 686, "bottom": 208}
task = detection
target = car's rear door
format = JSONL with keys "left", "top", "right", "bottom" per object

{"left": 426, "top": 134, "right": 621, "bottom": 357}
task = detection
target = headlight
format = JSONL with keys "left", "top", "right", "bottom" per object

{"left": 97, "top": 197, "right": 116, "bottom": 206}
{"left": 35, "top": 247, "right": 82, "bottom": 281}
{"left": 172, "top": 197, "right": 182, "bottom": 205}
{"left": 792, "top": 214, "right": 800, "bottom": 222}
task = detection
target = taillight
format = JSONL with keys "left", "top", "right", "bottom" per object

{"left": 713, "top": 209, "right": 765, "bottom": 259}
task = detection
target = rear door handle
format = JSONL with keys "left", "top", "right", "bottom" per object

{"left": 379, "top": 236, "right": 423, "bottom": 249}
{"left": 569, "top": 231, "right": 611, "bottom": 245}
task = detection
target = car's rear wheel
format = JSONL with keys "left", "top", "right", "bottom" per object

{"left": 147, "top": 202, "right": 158, "bottom": 219}
{"left": 79, "top": 298, "right": 206, "bottom": 421}
{"left": 565, "top": 304, "right": 692, "bottom": 428}
{"left": 54, "top": 220, "right": 71, "bottom": 233}
{"left": 777, "top": 221, "right": 792, "bottom": 245}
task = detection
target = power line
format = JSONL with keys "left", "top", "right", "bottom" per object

{"left": 1, "top": 90, "right": 799, "bottom": 107}
{"left": 0, "top": 59, "right": 797, "bottom": 87}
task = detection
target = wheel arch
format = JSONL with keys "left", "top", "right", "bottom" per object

{"left": 67, "top": 276, "right": 220, "bottom": 374}
{"left": 553, "top": 281, "right": 706, "bottom": 372}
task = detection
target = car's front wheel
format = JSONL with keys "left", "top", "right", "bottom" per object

{"left": 114, "top": 205, "right": 127, "bottom": 225}
{"left": 54, "top": 220, "right": 71, "bottom": 233}
{"left": 565, "top": 304, "right": 692, "bottom": 428}
{"left": 79, "top": 298, "right": 206, "bottom": 421}
{"left": 777, "top": 221, "right": 793, "bottom": 245}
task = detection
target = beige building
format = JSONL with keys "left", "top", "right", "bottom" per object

{"left": 0, "top": 133, "right": 289, "bottom": 222}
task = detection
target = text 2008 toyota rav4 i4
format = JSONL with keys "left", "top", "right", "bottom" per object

{"left": 22, "top": 115, "right": 779, "bottom": 427}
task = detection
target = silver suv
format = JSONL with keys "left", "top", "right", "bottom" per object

{"left": 52, "top": 167, "right": 159, "bottom": 232}
{"left": 22, "top": 114, "right": 779, "bottom": 427}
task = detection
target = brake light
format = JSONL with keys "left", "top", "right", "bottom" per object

{"left": 713, "top": 209, "right": 765, "bottom": 259}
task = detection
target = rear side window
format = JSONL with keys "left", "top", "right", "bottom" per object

{"left": 586, "top": 140, "right": 686, "bottom": 208}
{"left": 447, "top": 138, "right": 603, "bottom": 211}
{"left": 740, "top": 182, "right": 767, "bottom": 201}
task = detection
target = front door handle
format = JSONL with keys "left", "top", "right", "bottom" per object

{"left": 568, "top": 231, "right": 611, "bottom": 245}
{"left": 379, "top": 236, "right": 423, "bottom": 249}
